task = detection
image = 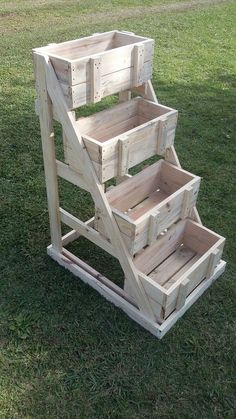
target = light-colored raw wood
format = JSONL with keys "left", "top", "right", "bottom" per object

{"left": 33, "top": 53, "right": 62, "bottom": 251}
{"left": 118, "top": 136, "right": 130, "bottom": 178}
{"left": 133, "top": 44, "right": 145, "bottom": 86}
{"left": 135, "top": 221, "right": 186, "bottom": 274}
{"left": 34, "top": 32, "right": 226, "bottom": 339}
{"left": 90, "top": 56, "right": 101, "bottom": 103}
{"left": 149, "top": 247, "right": 195, "bottom": 286}
{"left": 119, "top": 90, "right": 131, "bottom": 102}
{"left": 147, "top": 210, "right": 160, "bottom": 245}
{"left": 176, "top": 277, "right": 190, "bottom": 310}
{"left": 165, "top": 146, "right": 202, "bottom": 224}
{"left": 180, "top": 186, "right": 193, "bottom": 219}
{"left": 206, "top": 249, "right": 220, "bottom": 279}
{"left": 60, "top": 208, "right": 116, "bottom": 258}
{"left": 56, "top": 160, "right": 89, "bottom": 192}
{"left": 133, "top": 80, "right": 158, "bottom": 103}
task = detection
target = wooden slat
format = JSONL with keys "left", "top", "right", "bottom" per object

{"left": 206, "top": 249, "right": 220, "bottom": 279}
{"left": 60, "top": 208, "right": 116, "bottom": 258}
{"left": 164, "top": 254, "right": 200, "bottom": 290}
{"left": 180, "top": 185, "right": 193, "bottom": 219}
{"left": 56, "top": 160, "right": 89, "bottom": 191}
{"left": 61, "top": 62, "right": 152, "bottom": 109}
{"left": 176, "top": 277, "right": 190, "bottom": 310}
{"left": 61, "top": 217, "right": 95, "bottom": 246}
{"left": 157, "top": 118, "right": 168, "bottom": 155}
{"left": 147, "top": 210, "right": 160, "bottom": 245}
{"left": 118, "top": 136, "right": 130, "bottom": 178}
{"left": 149, "top": 246, "right": 196, "bottom": 286}
{"left": 134, "top": 221, "right": 186, "bottom": 274}
{"left": 90, "top": 56, "right": 101, "bottom": 103}
{"left": 128, "top": 190, "right": 167, "bottom": 221}
{"left": 33, "top": 53, "right": 62, "bottom": 251}
{"left": 133, "top": 44, "right": 145, "bottom": 86}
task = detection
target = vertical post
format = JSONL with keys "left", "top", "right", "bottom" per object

{"left": 33, "top": 53, "right": 62, "bottom": 251}
{"left": 147, "top": 211, "right": 160, "bottom": 245}
{"left": 176, "top": 278, "right": 190, "bottom": 310}
{"left": 157, "top": 118, "right": 168, "bottom": 155}
{"left": 119, "top": 90, "right": 131, "bottom": 102}
{"left": 133, "top": 44, "right": 145, "bottom": 87}
{"left": 206, "top": 249, "right": 220, "bottom": 279}
{"left": 181, "top": 186, "right": 193, "bottom": 219}
{"left": 118, "top": 136, "right": 130, "bottom": 178}
{"left": 90, "top": 56, "right": 101, "bottom": 103}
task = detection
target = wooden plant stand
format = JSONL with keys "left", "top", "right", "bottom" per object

{"left": 33, "top": 31, "right": 226, "bottom": 339}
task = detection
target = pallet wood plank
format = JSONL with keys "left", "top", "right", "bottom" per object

{"left": 149, "top": 246, "right": 196, "bottom": 285}
{"left": 33, "top": 53, "right": 62, "bottom": 251}
{"left": 60, "top": 208, "right": 116, "bottom": 258}
{"left": 56, "top": 160, "right": 89, "bottom": 191}
{"left": 90, "top": 56, "right": 101, "bottom": 103}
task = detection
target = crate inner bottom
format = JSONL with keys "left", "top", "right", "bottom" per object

{"left": 79, "top": 99, "right": 170, "bottom": 143}
{"left": 146, "top": 244, "right": 200, "bottom": 290}
{"left": 84, "top": 114, "right": 149, "bottom": 142}
{"left": 121, "top": 187, "right": 168, "bottom": 221}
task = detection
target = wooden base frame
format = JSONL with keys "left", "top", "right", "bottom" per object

{"left": 48, "top": 239, "right": 226, "bottom": 339}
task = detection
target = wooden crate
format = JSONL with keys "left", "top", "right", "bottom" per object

{"left": 94, "top": 160, "right": 201, "bottom": 254}
{"left": 64, "top": 97, "right": 178, "bottom": 182}
{"left": 34, "top": 31, "right": 154, "bottom": 109}
{"left": 125, "top": 219, "right": 225, "bottom": 321}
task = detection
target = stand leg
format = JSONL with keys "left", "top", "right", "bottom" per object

{"left": 34, "top": 53, "right": 62, "bottom": 251}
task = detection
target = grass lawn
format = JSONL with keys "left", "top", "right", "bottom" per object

{"left": 0, "top": 0, "right": 236, "bottom": 417}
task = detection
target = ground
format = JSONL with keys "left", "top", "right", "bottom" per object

{"left": 0, "top": 0, "right": 236, "bottom": 418}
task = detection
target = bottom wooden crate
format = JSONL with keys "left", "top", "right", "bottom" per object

{"left": 47, "top": 243, "right": 226, "bottom": 339}
{"left": 125, "top": 219, "right": 225, "bottom": 321}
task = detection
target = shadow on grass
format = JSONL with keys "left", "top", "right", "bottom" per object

{"left": 1, "top": 72, "right": 235, "bottom": 417}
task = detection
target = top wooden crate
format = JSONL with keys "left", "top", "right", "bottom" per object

{"left": 34, "top": 31, "right": 154, "bottom": 109}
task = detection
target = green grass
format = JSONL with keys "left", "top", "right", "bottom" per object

{"left": 0, "top": 1, "right": 236, "bottom": 417}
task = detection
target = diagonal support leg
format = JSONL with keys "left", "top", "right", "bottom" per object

{"left": 38, "top": 54, "right": 156, "bottom": 322}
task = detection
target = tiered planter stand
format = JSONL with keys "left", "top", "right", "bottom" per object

{"left": 33, "top": 30, "right": 226, "bottom": 339}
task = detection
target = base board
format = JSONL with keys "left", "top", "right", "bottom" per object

{"left": 47, "top": 245, "right": 226, "bottom": 339}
